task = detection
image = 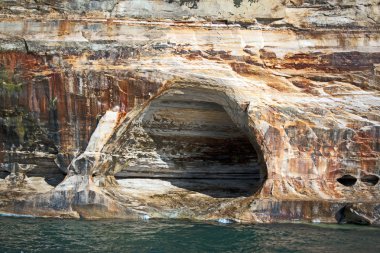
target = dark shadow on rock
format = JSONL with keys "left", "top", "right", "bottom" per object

{"left": 335, "top": 204, "right": 374, "bottom": 225}
{"left": 162, "top": 178, "right": 264, "bottom": 198}
{"left": 0, "top": 171, "right": 9, "bottom": 179}
{"left": 44, "top": 173, "right": 66, "bottom": 187}
{"left": 335, "top": 205, "right": 346, "bottom": 224}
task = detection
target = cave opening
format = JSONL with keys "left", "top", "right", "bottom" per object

{"left": 337, "top": 175, "right": 357, "bottom": 187}
{"left": 114, "top": 88, "right": 267, "bottom": 198}
{"left": 0, "top": 151, "right": 66, "bottom": 186}
{"left": 361, "top": 175, "right": 379, "bottom": 186}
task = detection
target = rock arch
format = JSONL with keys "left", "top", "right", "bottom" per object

{"left": 103, "top": 85, "right": 268, "bottom": 198}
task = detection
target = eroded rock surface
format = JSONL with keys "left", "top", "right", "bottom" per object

{"left": 0, "top": 0, "right": 379, "bottom": 223}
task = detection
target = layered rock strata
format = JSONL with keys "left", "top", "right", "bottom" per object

{"left": 0, "top": 0, "right": 379, "bottom": 223}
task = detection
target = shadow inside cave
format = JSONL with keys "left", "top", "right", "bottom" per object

{"left": 0, "top": 151, "right": 66, "bottom": 187}
{"left": 115, "top": 90, "right": 267, "bottom": 198}
{"left": 0, "top": 171, "right": 9, "bottom": 179}
{"left": 44, "top": 173, "right": 66, "bottom": 187}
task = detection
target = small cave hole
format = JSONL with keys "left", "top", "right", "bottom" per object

{"left": 335, "top": 206, "right": 346, "bottom": 224}
{"left": 0, "top": 171, "right": 10, "bottom": 179}
{"left": 337, "top": 175, "right": 357, "bottom": 187}
{"left": 360, "top": 175, "right": 379, "bottom": 186}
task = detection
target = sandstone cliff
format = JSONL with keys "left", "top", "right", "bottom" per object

{"left": 0, "top": 0, "right": 379, "bottom": 224}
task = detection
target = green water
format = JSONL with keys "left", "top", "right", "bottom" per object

{"left": 0, "top": 217, "right": 379, "bottom": 253}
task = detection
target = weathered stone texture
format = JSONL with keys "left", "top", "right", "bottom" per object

{"left": 0, "top": 0, "right": 379, "bottom": 223}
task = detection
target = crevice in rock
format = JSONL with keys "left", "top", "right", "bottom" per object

{"left": 22, "top": 38, "right": 30, "bottom": 54}
{"left": 361, "top": 175, "right": 379, "bottom": 186}
{"left": 337, "top": 175, "right": 357, "bottom": 186}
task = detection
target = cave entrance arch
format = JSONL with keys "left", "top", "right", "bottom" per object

{"left": 114, "top": 87, "right": 267, "bottom": 198}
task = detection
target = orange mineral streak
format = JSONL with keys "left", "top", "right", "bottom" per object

{"left": 0, "top": 52, "right": 44, "bottom": 77}
{"left": 58, "top": 20, "right": 73, "bottom": 37}
{"left": 0, "top": 1, "right": 379, "bottom": 222}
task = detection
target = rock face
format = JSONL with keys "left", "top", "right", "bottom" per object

{"left": 0, "top": 0, "right": 379, "bottom": 223}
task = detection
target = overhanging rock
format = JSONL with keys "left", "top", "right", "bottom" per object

{"left": 0, "top": 0, "right": 379, "bottom": 223}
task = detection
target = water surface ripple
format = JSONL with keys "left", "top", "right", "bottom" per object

{"left": 0, "top": 217, "right": 379, "bottom": 253}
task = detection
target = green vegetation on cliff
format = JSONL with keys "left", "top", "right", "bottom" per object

{"left": 0, "top": 66, "right": 22, "bottom": 93}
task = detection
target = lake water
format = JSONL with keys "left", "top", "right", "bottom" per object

{"left": 0, "top": 216, "right": 379, "bottom": 253}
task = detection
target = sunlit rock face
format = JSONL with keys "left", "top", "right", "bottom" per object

{"left": 0, "top": 0, "right": 379, "bottom": 223}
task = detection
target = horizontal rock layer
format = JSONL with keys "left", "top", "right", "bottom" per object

{"left": 0, "top": 0, "right": 379, "bottom": 223}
